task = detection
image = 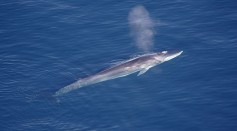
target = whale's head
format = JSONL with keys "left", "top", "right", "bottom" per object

{"left": 155, "top": 50, "right": 183, "bottom": 62}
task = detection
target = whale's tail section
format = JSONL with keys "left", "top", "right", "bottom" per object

{"left": 54, "top": 79, "right": 85, "bottom": 96}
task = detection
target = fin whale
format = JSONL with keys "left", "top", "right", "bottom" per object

{"left": 54, "top": 50, "right": 183, "bottom": 96}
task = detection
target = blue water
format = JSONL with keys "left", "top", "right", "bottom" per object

{"left": 1, "top": 0, "right": 237, "bottom": 130}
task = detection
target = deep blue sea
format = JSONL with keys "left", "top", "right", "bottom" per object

{"left": 1, "top": 0, "right": 237, "bottom": 131}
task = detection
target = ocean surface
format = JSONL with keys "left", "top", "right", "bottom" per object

{"left": 1, "top": 0, "right": 237, "bottom": 131}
